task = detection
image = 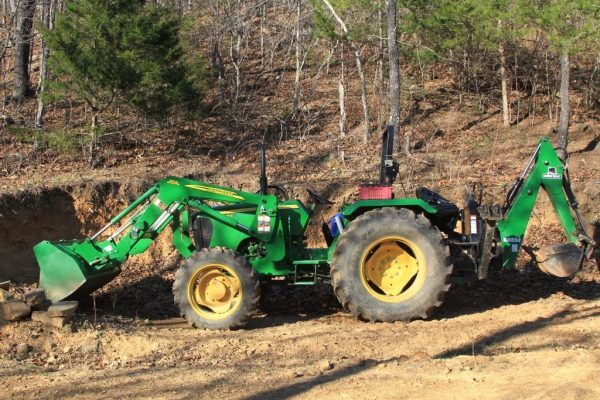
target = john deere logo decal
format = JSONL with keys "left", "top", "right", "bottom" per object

{"left": 542, "top": 167, "right": 561, "bottom": 180}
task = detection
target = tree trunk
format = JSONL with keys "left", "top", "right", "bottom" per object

{"left": 498, "top": 20, "right": 509, "bottom": 127}
{"left": 387, "top": 0, "right": 401, "bottom": 154}
{"left": 89, "top": 108, "right": 99, "bottom": 166}
{"left": 36, "top": 0, "right": 57, "bottom": 130}
{"left": 231, "top": 27, "right": 243, "bottom": 115}
{"left": 291, "top": 0, "right": 302, "bottom": 116}
{"left": 499, "top": 42, "right": 510, "bottom": 127}
{"left": 338, "top": 81, "right": 346, "bottom": 138}
{"left": 354, "top": 46, "right": 370, "bottom": 143}
{"left": 320, "top": 0, "right": 370, "bottom": 143}
{"left": 209, "top": 1, "right": 224, "bottom": 80}
{"left": 2, "top": 0, "right": 17, "bottom": 20}
{"left": 228, "top": 0, "right": 245, "bottom": 117}
{"left": 557, "top": 50, "right": 570, "bottom": 161}
{"left": 259, "top": 4, "right": 265, "bottom": 69}
{"left": 11, "top": 0, "right": 36, "bottom": 103}
{"left": 545, "top": 50, "right": 553, "bottom": 123}
{"left": 338, "top": 43, "right": 346, "bottom": 138}
{"left": 377, "top": 1, "right": 385, "bottom": 130}
{"left": 587, "top": 54, "right": 599, "bottom": 110}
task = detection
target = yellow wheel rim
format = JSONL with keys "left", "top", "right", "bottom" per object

{"left": 360, "top": 236, "right": 427, "bottom": 303}
{"left": 187, "top": 264, "right": 242, "bottom": 320}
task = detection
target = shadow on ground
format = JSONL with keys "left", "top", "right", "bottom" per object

{"left": 434, "top": 265, "right": 600, "bottom": 320}
{"left": 18, "top": 306, "right": 593, "bottom": 400}
{"left": 77, "top": 259, "right": 600, "bottom": 330}
{"left": 4, "top": 286, "right": 598, "bottom": 399}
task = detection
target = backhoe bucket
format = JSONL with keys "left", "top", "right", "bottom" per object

{"left": 534, "top": 242, "right": 583, "bottom": 278}
{"left": 34, "top": 241, "right": 120, "bottom": 303}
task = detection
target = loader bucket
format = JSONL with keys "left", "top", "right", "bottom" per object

{"left": 34, "top": 241, "right": 120, "bottom": 303}
{"left": 534, "top": 242, "right": 583, "bottom": 278}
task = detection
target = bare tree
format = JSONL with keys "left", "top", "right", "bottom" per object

{"left": 209, "top": 1, "right": 225, "bottom": 82}
{"left": 35, "top": 0, "right": 57, "bottom": 129}
{"left": 557, "top": 50, "right": 570, "bottom": 161}
{"left": 498, "top": 19, "right": 510, "bottom": 127}
{"left": 291, "top": 0, "right": 303, "bottom": 116}
{"left": 338, "top": 41, "right": 346, "bottom": 138}
{"left": 320, "top": 0, "right": 370, "bottom": 143}
{"left": 11, "top": 0, "right": 36, "bottom": 103}
{"left": 377, "top": 1, "right": 385, "bottom": 130}
{"left": 230, "top": 17, "right": 244, "bottom": 114}
{"left": 387, "top": 0, "right": 400, "bottom": 154}
{"left": 259, "top": 2, "right": 265, "bottom": 68}
{"left": 1, "top": 0, "right": 17, "bottom": 19}
{"left": 219, "top": 0, "right": 249, "bottom": 117}
{"left": 0, "top": 1, "right": 17, "bottom": 99}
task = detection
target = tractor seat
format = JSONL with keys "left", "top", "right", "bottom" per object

{"left": 415, "top": 187, "right": 460, "bottom": 233}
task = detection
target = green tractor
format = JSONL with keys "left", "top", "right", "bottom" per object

{"left": 33, "top": 128, "right": 595, "bottom": 329}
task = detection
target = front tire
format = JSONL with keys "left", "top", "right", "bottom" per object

{"left": 173, "top": 247, "right": 259, "bottom": 330}
{"left": 331, "top": 208, "right": 452, "bottom": 322}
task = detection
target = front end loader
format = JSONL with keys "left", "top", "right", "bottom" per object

{"left": 33, "top": 128, "right": 595, "bottom": 329}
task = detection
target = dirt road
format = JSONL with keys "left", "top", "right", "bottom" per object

{"left": 1, "top": 269, "right": 599, "bottom": 400}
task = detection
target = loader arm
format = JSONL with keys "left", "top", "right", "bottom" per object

{"left": 34, "top": 177, "right": 280, "bottom": 302}
{"left": 494, "top": 137, "right": 593, "bottom": 274}
{"left": 78, "top": 177, "right": 277, "bottom": 263}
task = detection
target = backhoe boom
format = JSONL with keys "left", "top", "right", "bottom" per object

{"left": 493, "top": 138, "right": 592, "bottom": 275}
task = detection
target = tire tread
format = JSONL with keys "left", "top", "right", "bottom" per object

{"left": 331, "top": 208, "right": 452, "bottom": 322}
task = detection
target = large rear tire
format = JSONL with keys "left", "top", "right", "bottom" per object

{"left": 331, "top": 208, "right": 452, "bottom": 322}
{"left": 173, "top": 247, "right": 259, "bottom": 330}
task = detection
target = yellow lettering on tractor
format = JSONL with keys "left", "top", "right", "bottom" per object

{"left": 277, "top": 204, "right": 299, "bottom": 210}
{"left": 185, "top": 184, "right": 245, "bottom": 200}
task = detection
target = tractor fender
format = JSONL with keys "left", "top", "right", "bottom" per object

{"left": 340, "top": 199, "right": 437, "bottom": 221}
{"left": 326, "top": 200, "right": 438, "bottom": 261}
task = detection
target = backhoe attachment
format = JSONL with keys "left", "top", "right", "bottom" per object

{"left": 493, "top": 137, "right": 594, "bottom": 277}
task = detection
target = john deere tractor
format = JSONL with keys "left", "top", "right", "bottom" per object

{"left": 33, "top": 127, "right": 595, "bottom": 329}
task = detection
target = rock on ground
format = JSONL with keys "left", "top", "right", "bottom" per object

{"left": 23, "top": 289, "right": 46, "bottom": 308}
{"left": 0, "top": 289, "right": 13, "bottom": 302}
{"left": 317, "top": 359, "right": 334, "bottom": 372}
{"left": 31, "top": 311, "right": 66, "bottom": 328}
{"left": 46, "top": 301, "right": 78, "bottom": 318}
{"left": 0, "top": 301, "right": 31, "bottom": 321}
{"left": 80, "top": 339, "right": 100, "bottom": 355}
{"left": 15, "top": 343, "right": 29, "bottom": 356}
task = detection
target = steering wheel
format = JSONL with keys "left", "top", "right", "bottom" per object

{"left": 306, "top": 189, "right": 333, "bottom": 205}
{"left": 257, "top": 184, "right": 289, "bottom": 201}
